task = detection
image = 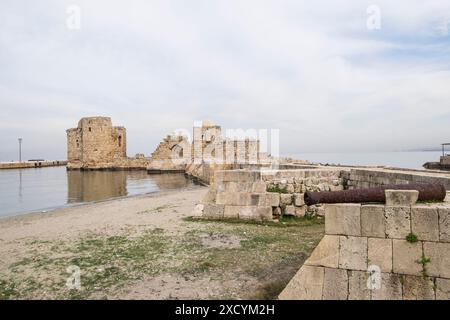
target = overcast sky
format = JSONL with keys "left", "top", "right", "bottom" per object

{"left": 1, "top": 0, "right": 450, "bottom": 161}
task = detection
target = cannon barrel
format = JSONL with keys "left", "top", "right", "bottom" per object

{"left": 304, "top": 183, "right": 446, "bottom": 206}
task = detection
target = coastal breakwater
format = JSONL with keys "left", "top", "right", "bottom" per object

{"left": 0, "top": 160, "right": 67, "bottom": 170}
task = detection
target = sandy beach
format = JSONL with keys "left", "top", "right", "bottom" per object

{"left": 0, "top": 186, "right": 323, "bottom": 300}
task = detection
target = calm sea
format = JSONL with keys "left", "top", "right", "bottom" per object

{"left": 0, "top": 167, "right": 196, "bottom": 218}
{"left": 287, "top": 151, "right": 442, "bottom": 170}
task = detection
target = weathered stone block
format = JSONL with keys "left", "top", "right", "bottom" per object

{"left": 439, "top": 207, "right": 450, "bottom": 242}
{"left": 339, "top": 236, "right": 367, "bottom": 271}
{"left": 251, "top": 181, "right": 267, "bottom": 193}
{"left": 216, "top": 192, "right": 239, "bottom": 205}
{"left": 280, "top": 194, "right": 293, "bottom": 206}
{"left": 293, "top": 193, "right": 305, "bottom": 206}
{"left": 371, "top": 273, "right": 402, "bottom": 300}
{"left": 385, "top": 189, "right": 419, "bottom": 206}
{"left": 402, "top": 275, "right": 435, "bottom": 300}
{"left": 423, "top": 242, "right": 450, "bottom": 278}
{"left": 436, "top": 278, "right": 450, "bottom": 300}
{"left": 285, "top": 184, "right": 295, "bottom": 193}
{"left": 260, "top": 193, "right": 280, "bottom": 207}
{"left": 322, "top": 268, "right": 348, "bottom": 300}
{"left": 202, "top": 190, "right": 217, "bottom": 204}
{"left": 392, "top": 240, "right": 422, "bottom": 276}
{"left": 284, "top": 205, "right": 296, "bottom": 216}
{"left": 445, "top": 191, "right": 450, "bottom": 203}
{"left": 305, "top": 235, "right": 339, "bottom": 268}
{"left": 361, "top": 205, "right": 385, "bottom": 238}
{"left": 237, "top": 206, "right": 272, "bottom": 221}
{"left": 295, "top": 206, "right": 306, "bottom": 217}
{"left": 223, "top": 206, "right": 239, "bottom": 219}
{"left": 411, "top": 206, "right": 439, "bottom": 241}
{"left": 368, "top": 238, "right": 392, "bottom": 272}
{"left": 348, "top": 271, "right": 371, "bottom": 300}
{"left": 385, "top": 206, "right": 411, "bottom": 239}
{"left": 325, "top": 204, "right": 361, "bottom": 236}
{"left": 278, "top": 266, "right": 324, "bottom": 300}
{"left": 202, "top": 204, "right": 225, "bottom": 219}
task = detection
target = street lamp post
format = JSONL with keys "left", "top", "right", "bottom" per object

{"left": 18, "top": 138, "right": 22, "bottom": 162}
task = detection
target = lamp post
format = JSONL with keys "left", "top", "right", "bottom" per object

{"left": 18, "top": 138, "right": 22, "bottom": 162}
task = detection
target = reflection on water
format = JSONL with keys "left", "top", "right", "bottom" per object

{"left": 0, "top": 167, "right": 196, "bottom": 218}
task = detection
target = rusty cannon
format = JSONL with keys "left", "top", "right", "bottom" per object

{"left": 304, "top": 183, "right": 446, "bottom": 206}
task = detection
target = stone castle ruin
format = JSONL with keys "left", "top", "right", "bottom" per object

{"left": 66, "top": 117, "right": 149, "bottom": 170}
{"left": 66, "top": 117, "right": 266, "bottom": 180}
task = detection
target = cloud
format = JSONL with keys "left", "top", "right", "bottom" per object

{"left": 0, "top": 0, "right": 450, "bottom": 160}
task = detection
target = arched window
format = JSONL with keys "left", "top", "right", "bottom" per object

{"left": 118, "top": 136, "right": 122, "bottom": 147}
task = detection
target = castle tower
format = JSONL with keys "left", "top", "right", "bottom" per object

{"left": 66, "top": 117, "right": 127, "bottom": 169}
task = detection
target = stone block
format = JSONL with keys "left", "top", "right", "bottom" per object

{"left": 305, "top": 235, "right": 339, "bottom": 268}
{"left": 260, "top": 193, "right": 280, "bottom": 207}
{"left": 284, "top": 205, "right": 296, "bottom": 216}
{"left": 251, "top": 181, "right": 267, "bottom": 193}
{"left": 385, "top": 189, "right": 419, "bottom": 206}
{"left": 371, "top": 273, "right": 402, "bottom": 300}
{"left": 202, "top": 190, "right": 217, "bottom": 204}
{"left": 339, "top": 236, "right": 367, "bottom": 271}
{"left": 202, "top": 204, "right": 224, "bottom": 219}
{"left": 295, "top": 206, "right": 306, "bottom": 217}
{"left": 237, "top": 206, "right": 272, "bottom": 221}
{"left": 361, "top": 205, "right": 385, "bottom": 238}
{"left": 325, "top": 204, "right": 361, "bottom": 236}
{"left": 293, "top": 193, "right": 305, "bottom": 206}
{"left": 439, "top": 207, "right": 450, "bottom": 242}
{"left": 445, "top": 191, "right": 450, "bottom": 203}
{"left": 368, "top": 238, "right": 392, "bottom": 272}
{"left": 411, "top": 206, "right": 439, "bottom": 241}
{"left": 278, "top": 266, "right": 324, "bottom": 300}
{"left": 238, "top": 171, "right": 261, "bottom": 183}
{"left": 402, "top": 276, "right": 435, "bottom": 300}
{"left": 423, "top": 242, "right": 450, "bottom": 278}
{"left": 221, "top": 170, "right": 239, "bottom": 182}
{"left": 385, "top": 206, "right": 411, "bottom": 239}
{"left": 392, "top": 240, "right": 422, "bottom": 276}
{"left": 316, "top": 206, "right": 325, "bottom": 217}
{"left": 436, "top": 278, "right": 450, "bottom": 300}
{"left": 348, "top": 271, "right": 371, "bottom": 300}
{"left": 280, "top": 193, "right": 293, "bottom": 206}
{"left": 322, "top": 268, "right": 348, "bottom": 300}
{"left": 223, "top": 206, "right": 239, "bottom": 219}
{"left": 285, "top": 184, "right": 295, "bottom": 193}
{"left": 216, "top": 192, "right": 239, "bottom": 205}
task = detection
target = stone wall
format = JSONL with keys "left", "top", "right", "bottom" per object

{"left": 147, "top": 134, "right": 190, "bottom": 172}
{"left": 194, "top": 168, "right": 347, "bottom": 221}
{"left": 279, "top": 190, "right": 450, "bottom": 300}
{"left": 348, "top": 168, "right": 450, "bottom": 190}
{"left": 261, "top": 169, "right": 346, "bottom": 218}
{"left": 195, "top": 169, "right": 275, "bottom": 221}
